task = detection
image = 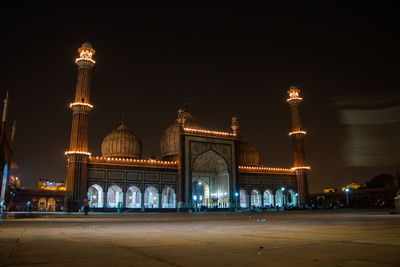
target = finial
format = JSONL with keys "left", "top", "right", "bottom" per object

{"left": 231, "top": 116, "right": 239, "bottom": 135}
{"left": 121, "top": 113, "right": 126, "bottom": 125}
{"left": 184, "top": 100, "right": 189, "bottom": 112}
{"left": 177, "top": 107, "right": 186, "bottom": 126}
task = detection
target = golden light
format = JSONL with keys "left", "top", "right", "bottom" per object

{"left": 88, "top": 156, "right": 178, "bottom": 167}
{"left": 69, "top": 102, "right": 94, "bottom": 109}
{"left": 291, "top": 166, "right": 311, "bottom": 170}
{"left": 288, "top": 130, "right": 307, "bottom": 136}
{"left": 238, "top": 165, "right": 295, "bottom": 173}
{"left": 65, "top": 151, "right": 91, "bottom": 156}
{"left": 75, "top": 47, "right": 96, "bottom": 64}
{"left": 184, "top": 128, "right": 236, "bottom": 137}
{"left": 287, "top": 87, "right": 302, "bottom": 102}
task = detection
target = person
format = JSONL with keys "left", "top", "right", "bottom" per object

{"left": 26, "top": 201, "right": 31, "bottom": 212}
{"left": 83, "top": 198, "right": 89, "bottom": 215}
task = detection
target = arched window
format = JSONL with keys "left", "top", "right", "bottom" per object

{"left": 239, "top": 189, "right": 247, "bottom": 208}
{"left": 288, "top": 190, "right": 297, "bottom": 207}
{"left": 107, "top": 185, "right": 123, "bottom": 208}
{"left": 88, "top": 184, "right": 104, "bottom": 208}
{"left": 251, "top": 189, "right": 261, "bottom": 208}
{"left": 126, "top": 186, "right": 141, "bottom": 208}
{"left": 161, "top": 187, "right": 175, "bottom": 208}
{"left": 144, "top": 186, "right": 158, "bottom": 208}
{"left": 263, "top": 189, "right": 274, "bottom": 207}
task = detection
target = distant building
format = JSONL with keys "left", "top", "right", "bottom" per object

{"left": 342, "top": 182, "right": 363, "bottom": 192}
{"left": 38, "top": 179, "right": 66, "bottom": 191}
{"left": 323, "top": 188, "right": 337, "bottom": 193}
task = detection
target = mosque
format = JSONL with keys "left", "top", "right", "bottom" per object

{"left": 64, "top": 43, "right": 310, "bottom": 212}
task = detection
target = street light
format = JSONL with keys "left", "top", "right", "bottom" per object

{"left": 295, "top": 193, "right": 298, "bottom": 207}
{"left": 281, "top": 187, "right": 285, "bottom": 209}
{"left": 345, "top": 188, "right": 350, "bottom": 207}
{"left": 235, "top": 192, "right": 239, "bottom": 210}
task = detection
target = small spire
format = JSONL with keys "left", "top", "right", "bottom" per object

{"left": 184, "top": 100, "right": 189, "bottom": 112}
{"left": 231, "top": 115, "right": 239, "bottom": 135}
{"left": 177, "top": 107, "right": 186, "bottom": 126}
{"left": 121, "top": 113, "right": 126, "bottom": 125}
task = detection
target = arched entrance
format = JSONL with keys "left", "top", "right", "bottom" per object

{"left": 263, "top": 189, "right": 274, "bottom": 207}
{"left": 251, "top": 189, "right": 261, "bottom": 208}
{"left": 287, "top": 190, "right": 297, "bottom": 207}
{"left": 88, "top": 184, "right": 104, "bottom": 208}
{"left": 47, "top": 198, "right": 56, "bottom": 211}
{"left": 38, "top": 197, "right": 46, "bottom": 211}
{"left": 275, "top": 189, "right": 284, "bottom": 208}
{"left": 144, "top": 186, "right": 158, "bottom": 208}
{"left": 161, "top": 187, "right": 176, "bottom": 208}
{"left": 239, "top": 189, "right": 247, "bottom": 208}
{"left": 126, "top": 186, "right": 141, "bottom": 208}
{"left": 191, "top": 150, "right": 230, "bottom": 208}
{"left": 107, "top": 185, "right": 123, "bottom": 208}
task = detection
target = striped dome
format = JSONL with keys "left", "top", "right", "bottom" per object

{"left": 237, "top": 140, "right": 259, "bottom": 166}
{"left": 101, "top": 121, "right": 142, "bottom": 159}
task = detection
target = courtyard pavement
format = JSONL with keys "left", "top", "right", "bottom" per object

{"left": 0, "top": 210, "right": 399, "bottom": 266}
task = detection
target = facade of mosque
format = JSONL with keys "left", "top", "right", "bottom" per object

{"left": 64, "top": 43, "right": 310, "bottom": 212}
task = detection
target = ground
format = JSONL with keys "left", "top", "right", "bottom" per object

{"left": 0, "top": 210, "right": 399, "bottom": 266}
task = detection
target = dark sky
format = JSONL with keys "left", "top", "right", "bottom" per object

{"left": 1, "top": 2, "right": 399, "bottom": 192}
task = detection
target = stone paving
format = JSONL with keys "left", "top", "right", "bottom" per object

{"left": 0, "top": 210, "right": 399, "bottom": 266}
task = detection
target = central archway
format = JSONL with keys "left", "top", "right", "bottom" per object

{"left": 192, "top": 150, "right": 230, "bottom": 208}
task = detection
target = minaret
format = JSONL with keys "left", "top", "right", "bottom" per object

{"left": 64, "top": 42, "right": 96, "bottom": 211}
{"left": 1, "top": 91, "right": 9, "bottom": 133}
{"left": 287, "top": 86, "right": 309, "bottom": 206}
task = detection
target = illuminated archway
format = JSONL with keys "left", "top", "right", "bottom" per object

{"left": 126, "top": 186, "right": 141, "bottom": 208}
{"left": 161, "top": 187, "right": 176, "bottom": 208}
{"left": 107, "top": 185, "right": 123, "bottom": 208}
{"left": 38, "top": 197, "right": 47, "bottom": 211}
{"left": 144, "top": 186, "right": 158, "bottom": 208}
{"left": 47, "top": 198, "right": 56, "bottom": 211}
{"left": 275, "top": 189, "right": 284, "bottom": 208}
{"left": 287, "top": 190, "right": 297, "bottom": 207}
{"left": 192, "top": 150, "right": 229, "bottom": 208}
{"left": 239, "top": 189, "right": 247, "bottom": 208}
{"left": 251, "top": 189, "right": 262, "bottom": 207}
{"left": 263, "top": 189, "right": 274, "bottom": 207}
{"left": 88, "top": 184, "right": 104, "bottom": 208}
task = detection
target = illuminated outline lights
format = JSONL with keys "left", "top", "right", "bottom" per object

{"left": 89, "top": 156, "right": 177, "bottom": 166}
{"left": 184, "top": 128, "right": 236, "bottom": 137}
{"left": 238, "top": 166, "right": 295, "bottom": 172}
{"left": 287, "top": 97, "right": 303, "bottom": 102}
{"left": 291, "top": 166, "right": 311, "bottom": 170}
{"left": 70, "top": 102, "right": 94, "bottom": 109}
{"left": 289, "top": 131, "right": 307, "bottom": 136}
{"left": 65, "top": 151, "right": 91, "bottom": 156}
{"left": 75, "top": 50, "right": 96, "bottom": 64}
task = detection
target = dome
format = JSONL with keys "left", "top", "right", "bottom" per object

{"left": 81, "top": 42, "right": 93, "bottom": 48}
{"left": 160, "top": 109, "right": 204, "bottom": 161}
{"left": 237, "top": 140, "right": 259, "bottom": 166}
{"left": 101, "top": 119, "right": 142, "bottom": 159}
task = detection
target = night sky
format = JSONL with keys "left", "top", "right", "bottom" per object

{"left": 1, "top": 2, "right": 399, "bottom": 192}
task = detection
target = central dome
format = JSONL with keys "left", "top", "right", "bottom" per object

{"left": 101, "top": 118, "right": 142, "bottom": 159}
{"left": 160, "top": 106, "right": 204, "bottom": 161}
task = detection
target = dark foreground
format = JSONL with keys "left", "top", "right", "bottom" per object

{"left": 0, "top": 210, "right": 399, "bottom": 266}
